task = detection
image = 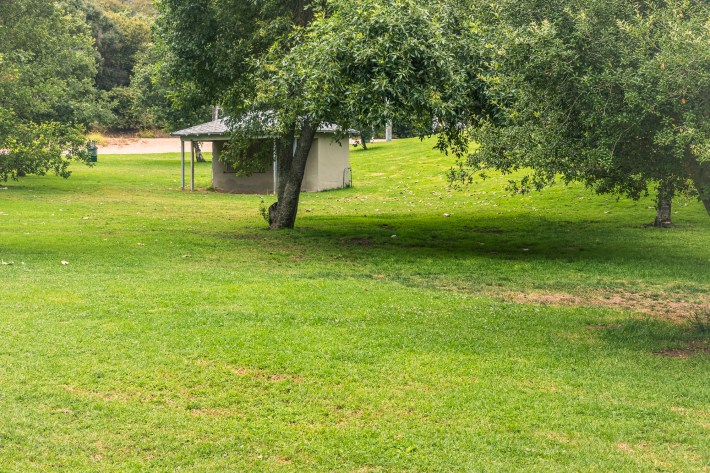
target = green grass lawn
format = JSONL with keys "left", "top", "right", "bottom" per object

{"left": 0, "top": 138, "right": 708, "bottom": 471}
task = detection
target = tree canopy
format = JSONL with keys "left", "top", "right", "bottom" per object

{"left": 159, "top": 0, "right": 475, "bottom": 228}
{"left": 0, "top": 0, "right": 95, "bottom": 181}
{"left": 452, "top": 0, "right": 710, "bottom": 225}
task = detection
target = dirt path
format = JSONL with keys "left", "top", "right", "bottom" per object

{"left": 100, "top": 137, "right": 212, "bottom": 155}
{"left": 100, "top": 136, "right": 370, "bottom": 154}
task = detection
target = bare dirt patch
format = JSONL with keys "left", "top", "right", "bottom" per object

{"left": 473, "top": 227, "right": 509, "bottom": 234}
{"left": 345, "top": 237, "right": 374, "bottom": 247}
{"left": 505, "top": 290, "right": 709, "bottom": 322}
{"left": 653, "top": 340, "right": 710, "bottom": 358}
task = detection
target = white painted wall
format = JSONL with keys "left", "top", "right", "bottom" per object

{"left": 210, "top": 133, "right": 350, "bottom": 194}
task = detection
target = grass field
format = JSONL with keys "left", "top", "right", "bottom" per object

{"left": 1, "top": 138, "right": 708, "bottom": 471}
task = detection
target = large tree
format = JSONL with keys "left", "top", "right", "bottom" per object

{"left": 159, "top": 0, "right": 473, "bottom": 229}
{"left": 452, "top": 0, "right": 710, "bottom": 226}
{"left": 0, "top": 0, "right": 96, "bottom": 181}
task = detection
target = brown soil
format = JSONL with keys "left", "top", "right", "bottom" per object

{"left": 504, "top": 290, "right": 709, "bottom": 322}
{"left": 346, "top": 237, "right": 374, "bottom": 247}
{"left": 100, "top": 137, "right": 213, "bottom": 155}
{"left": 653, "top": 340, "right": 710, "bottom": 358}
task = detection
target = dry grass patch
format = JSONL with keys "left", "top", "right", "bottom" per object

{"left": 505, "top": 290, "right": 709, "bottom": 322}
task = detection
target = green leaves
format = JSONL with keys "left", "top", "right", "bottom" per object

{"left": 0, "top": 110, "right": 90, "bottom": 182}
{"left": 0, "top": 0, "right": 100, "bottom": 181}
{"left": 463, "top": 0, "right": 710, "bottom": 213}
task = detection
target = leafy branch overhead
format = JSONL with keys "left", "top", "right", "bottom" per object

{"left": 454, "top": 0, "right": 710, "bottom": 225}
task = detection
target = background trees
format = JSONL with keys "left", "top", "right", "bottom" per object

{"left": 453, "top": 0, "right": 710, "bottom": 226}
{"left": 0, "top": 0, "right": 95, "bottom": 181}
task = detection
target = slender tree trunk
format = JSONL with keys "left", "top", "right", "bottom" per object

{"left": 270, "top": 122, "right": 317, "bottom": 230}
{"left": 654, "top": 180, "right": 674, "bottom": 228}
{"left": 193, "top": 142, "right": 206, "bottom": 163}
{"left": 276, "top": 123, "right": 296, "bottom": 200}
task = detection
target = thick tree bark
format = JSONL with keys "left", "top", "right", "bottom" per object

{"left": 270, "top": 121, "right": 318, "bottom": 229}
{"left": 654, "top": 180, "right": 674, "bottom": 228}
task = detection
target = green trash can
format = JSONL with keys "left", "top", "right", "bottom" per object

{"left": 87, "top": 142, "right": 98, "bottom": 163}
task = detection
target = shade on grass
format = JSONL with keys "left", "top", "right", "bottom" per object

{"left": 0, "top": 138, "right": 708, "bottom": 471}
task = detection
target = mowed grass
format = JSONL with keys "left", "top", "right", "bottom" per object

{"left": 0, "top": 138, "right": 708, "bottom": 471}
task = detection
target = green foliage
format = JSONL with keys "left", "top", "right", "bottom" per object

{"left": 0, "top": 109, "right": 90, "bottom": 182}
{"left": 455, "top": 0, "right": 710, "bottom": 214}
{"left": 127, "top": 42, "right": 212, "bottom": 131}
{"left": 73, "top": 0, "right": 153, "bottom": 91}
{"left": 159, "top": 0, "right": 478, "bottom": 227}
{"left": 0, "top": 0, "right": 98, "bottom": 180}
{"left": 261, "top": 0, "right": 473, "bottom": 143}
{"left": 0, "top": 0, "right": 103, "bottom": 127}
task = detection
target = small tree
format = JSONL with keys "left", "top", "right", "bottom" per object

{"left": 452, "top": 0, "right": 710, "bottom": 226}
{"left": 160, "top": 0, "right": 474, "bottom": 229}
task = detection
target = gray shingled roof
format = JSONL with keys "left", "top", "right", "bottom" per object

{"left": 172, "top": 117, "right": 340, "bottom": 138}
{"left": 171, "top": 118, "right": 230, "bottom": 137}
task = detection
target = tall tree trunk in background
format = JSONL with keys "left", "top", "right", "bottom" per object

{"left": 270, "top": 122, "right": 317, "bottom": 230}
{"left": 193, "top": 142, "right": 205, "bottom": 163}
{"left": 654, "top": 180, "right": 674, "bottom": 227}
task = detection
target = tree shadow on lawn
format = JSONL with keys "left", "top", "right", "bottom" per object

{"left": 210, "top": 211, "right": 710, "bottom": 314}
{"left": 280, "top": 212, "right": 709, "bottom": 276}
{"left": 593, "top": 317, "right": 710, "bottom": 359}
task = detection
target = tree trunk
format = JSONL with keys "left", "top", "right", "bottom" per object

{"left": 275, "top": 122, "right": 296, "bottom": 200}
{"left": 193, "top": 142, "right": 206, "bottom": 163}
{"left": 653, "top": 181, "right": 674, "bottom": 228}
{"left": 270, "top": 122, "right": 318, "bottom": 230}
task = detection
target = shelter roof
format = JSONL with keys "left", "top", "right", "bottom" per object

{"left": 172, "top": 117, "right": 340, "bottom": 139}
